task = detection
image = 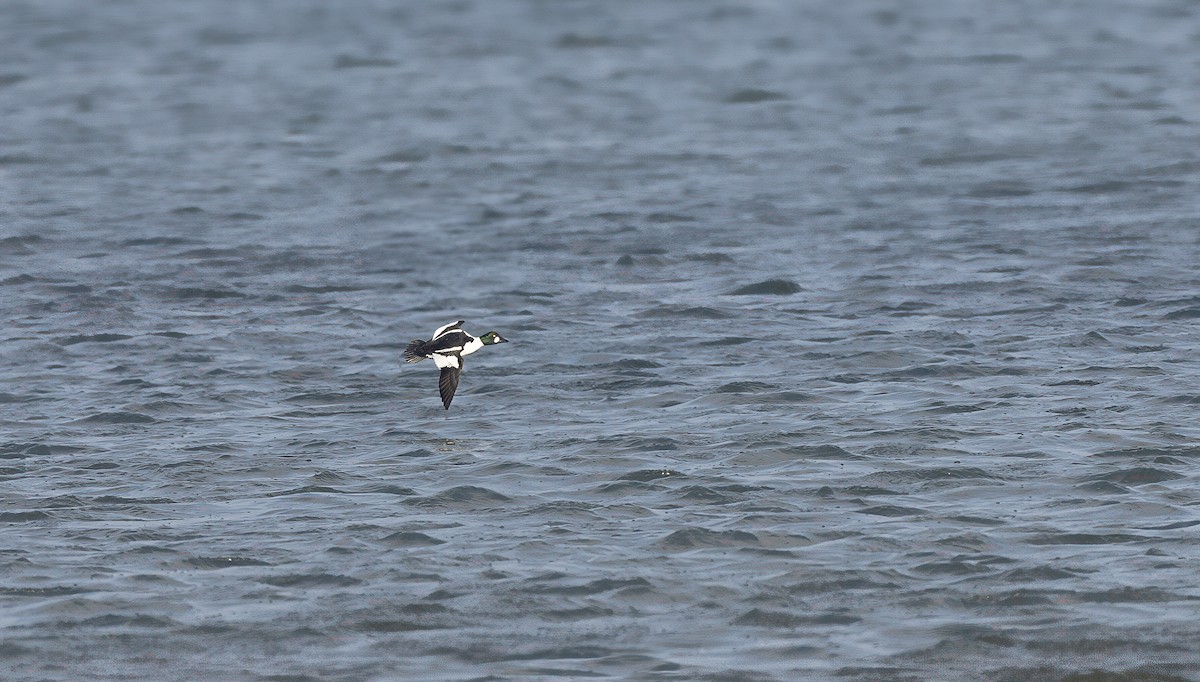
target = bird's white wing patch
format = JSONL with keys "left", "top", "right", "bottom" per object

{"left": 432, "top": 320, "right": 465, "bottom": 340}
{"left": 431, "top": 353, "right": 461, "bottom": 370}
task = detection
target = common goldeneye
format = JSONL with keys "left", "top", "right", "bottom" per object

{"left": 404, "top": 320, "right": 508, "bottom": 409}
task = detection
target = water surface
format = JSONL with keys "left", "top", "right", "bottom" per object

{"left": 3, "top": 1, "right": 1200, "bottom": 679}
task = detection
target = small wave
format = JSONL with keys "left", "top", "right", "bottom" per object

{"left": 1, "top": 442, "right": 81, "bottom": 457}
{"left": 523, "top": 577, "right": 652, "bottom": 596}
{"left": 595, "top": 435, "right": 680, "bottom": 452}
{"left": 645, "top": 212, "right": 696, "bottom": 223}
{"left": 556, "top": 33, "right": 616, "bottom": 48}
{"left": 966, "top": 180, "right": 1034, "bottom": 198}
{"left": 918, "top": 152, "right": 1017, "bottom": 166}
{"left": 543, "top": 605, "right": 617, "bottom": 621}
{"left": 395, "top": 448, "right": 437, "bottom": 458}
{"left": 949, "top": 515, "right": 1005, "bottom": 526}
{"left": 266, "top": 486, "right": 344, "bottom": 497}
{"left": 865, "top": 467, "right": 1004, "bottom": 484}
{"left": 75, "top": 412, "right": 157, "bottom": 424}
{"left": 1140, "top": 519, "right": 1200, "bottom": 531}
{"left": 998, "top": 566, "right": 1078, "bottom": 582}
{"left": 121, "top": 237, "right": 196, "bottom": 246}
{"left": 92, "top": 496, "right": 173, "bottom": 505}
{"left": 172, "top": 247, "right": 246, "bottom": 259}
{"left": 58, "top": 333, "right": 133, "bottom": 345}
{"left": 734, "top": 608, "right": 860, "bottom": 627}
{"left": 1026, "top": 533, "right": 1148, "bottom": 545}
{"left": 284, "top": 392, "right": 370, "bottom": 405}
{"left": 405, "top": 486, "right": 513, "bottom": 509}
{"left": 733, "top": 608, "right": 804, "bottom": 628}
{"left": 500, "top": 645, "right": 613, "bottom": 662}
{"left": 1076, "top": 587, "right": 1183, "bottom": 603}
{"left": 377, "top": 531, "right": 445, "bottom": 547}
{"left": 79, "top": 614, "right": 179, "bottom": 629}
{"left": 634, "top": 304, "right": 731, "bottom": 319}
{"left": 334, "top": 54, "right": 398, "bottom": 69}
{"left": 723, "top": 88, "right": 787, "bottom": 103}
{"left": 1093, "top": 446, "right": 1200, "bottom": 459}
{"left": 1164, "top": 306, "right": 1200, "bottom": 319}
{"left": 259, "top": 573, "right": 362, "bottom": 588}
{"left": 352, "top": 618, "right": 450, "bottom": 632}
{"left": 724, "top": 279, "right": 802, "bottom": 296}
{"left": 783, "top": 445, "right": 861, "bottom": 460}
{"left": 162, "top": 287, "right": 246, "bottom": 300}
{"left": 516, "top": 501, "right": 600, "bottom": 519}
{"left": 591, "top": 480, "right": 665, "bottom": 495}
{"left": 591, "top": 377, "right": 678, "bottom": 391}
{"left": 184, "top": 556, "right": 272, "bottom": 569}
{"left": 618, "top": 469, "right": 684, "bottom": 482}
{"left": 887, "top": 363, "right": 1025, "bottom": 379}
{"left": 912, "top": 559, "right": 996, "bottom": 576}
{"left": 604, "top": 359, "right": 663, "bottom": 370}
{"left": 0, "top": 154, "right": 38, "bottom": 166}
{"left": 0, "top": 511, "right": 52, "bottom": 521}
{"left": 0, "top": 585, "right": 90, "bottom": 596}
{"left": 1085, "top": 467, "right": 1183, "bottom": 485}
{"left": 372, "top": 148, "right": 429, "bottom": 164}
{"left": 34, "top": 495, "right": 86, "bottom": 508}
{"left": 1061, "top": 180, "right": 1133, "bottom": 194}
{"left": 701, "top": 336, "right": 754, "bottom": 346}
{"left": 673, "top": 485, "right": 737, "bottom": 504}
{"left": 715, "top": 381, "right": 776, "bottom": 393}
{"left": 1077, "top": 481, "right": 1131, "bottom": 493}
{"left": 685, "top": 252, "right": 734, "bottom": 263}
{"left": 284, "top": 284, "right": 368, "bottom": 293}
{"left": 362, "top": 485, "right": 417, "bottom": 496}
{"left": 0, "top": 236, "right": 41, "bottom": 255}
{"left": 658, "top": 527, "right": 759, "bottom": 549}
{"left": 921, "top": 402, "right": 988, "bottom": 414}
{"left": 856, "top": 505, "right": 925, "bottom": 517}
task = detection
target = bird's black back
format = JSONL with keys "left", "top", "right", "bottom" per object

{"left": 426, "top": 330, "right": 470, "bottom": 353}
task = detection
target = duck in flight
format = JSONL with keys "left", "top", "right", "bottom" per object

{"left": 404, "top": 320, "right": 508, "bottom": 409}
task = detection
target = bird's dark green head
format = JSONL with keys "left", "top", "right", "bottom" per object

{"left": 480, "top": 331, "right": 508, "bottom": 345}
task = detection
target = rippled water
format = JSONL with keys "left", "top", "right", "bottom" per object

{"left": 4, "top": 1, "right": 1200, "bottom": 680}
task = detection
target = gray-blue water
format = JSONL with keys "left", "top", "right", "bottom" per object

{"left": 3, "top": 1, "right": 1200, "bottom": 679}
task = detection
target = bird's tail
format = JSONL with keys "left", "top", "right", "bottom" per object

{"left": 403, "top": 339, "right": 428, "bottom": 363}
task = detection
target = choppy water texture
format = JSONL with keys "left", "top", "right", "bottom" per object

{"left": 3, "top": 1, "right": 1200, "bottom": 680}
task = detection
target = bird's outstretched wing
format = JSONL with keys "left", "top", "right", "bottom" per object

{"left": 438, "top": 358, "right": 463, "bottom": 410}
{"left": 431, "top": 320, "right": 465, "bottom": 340}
